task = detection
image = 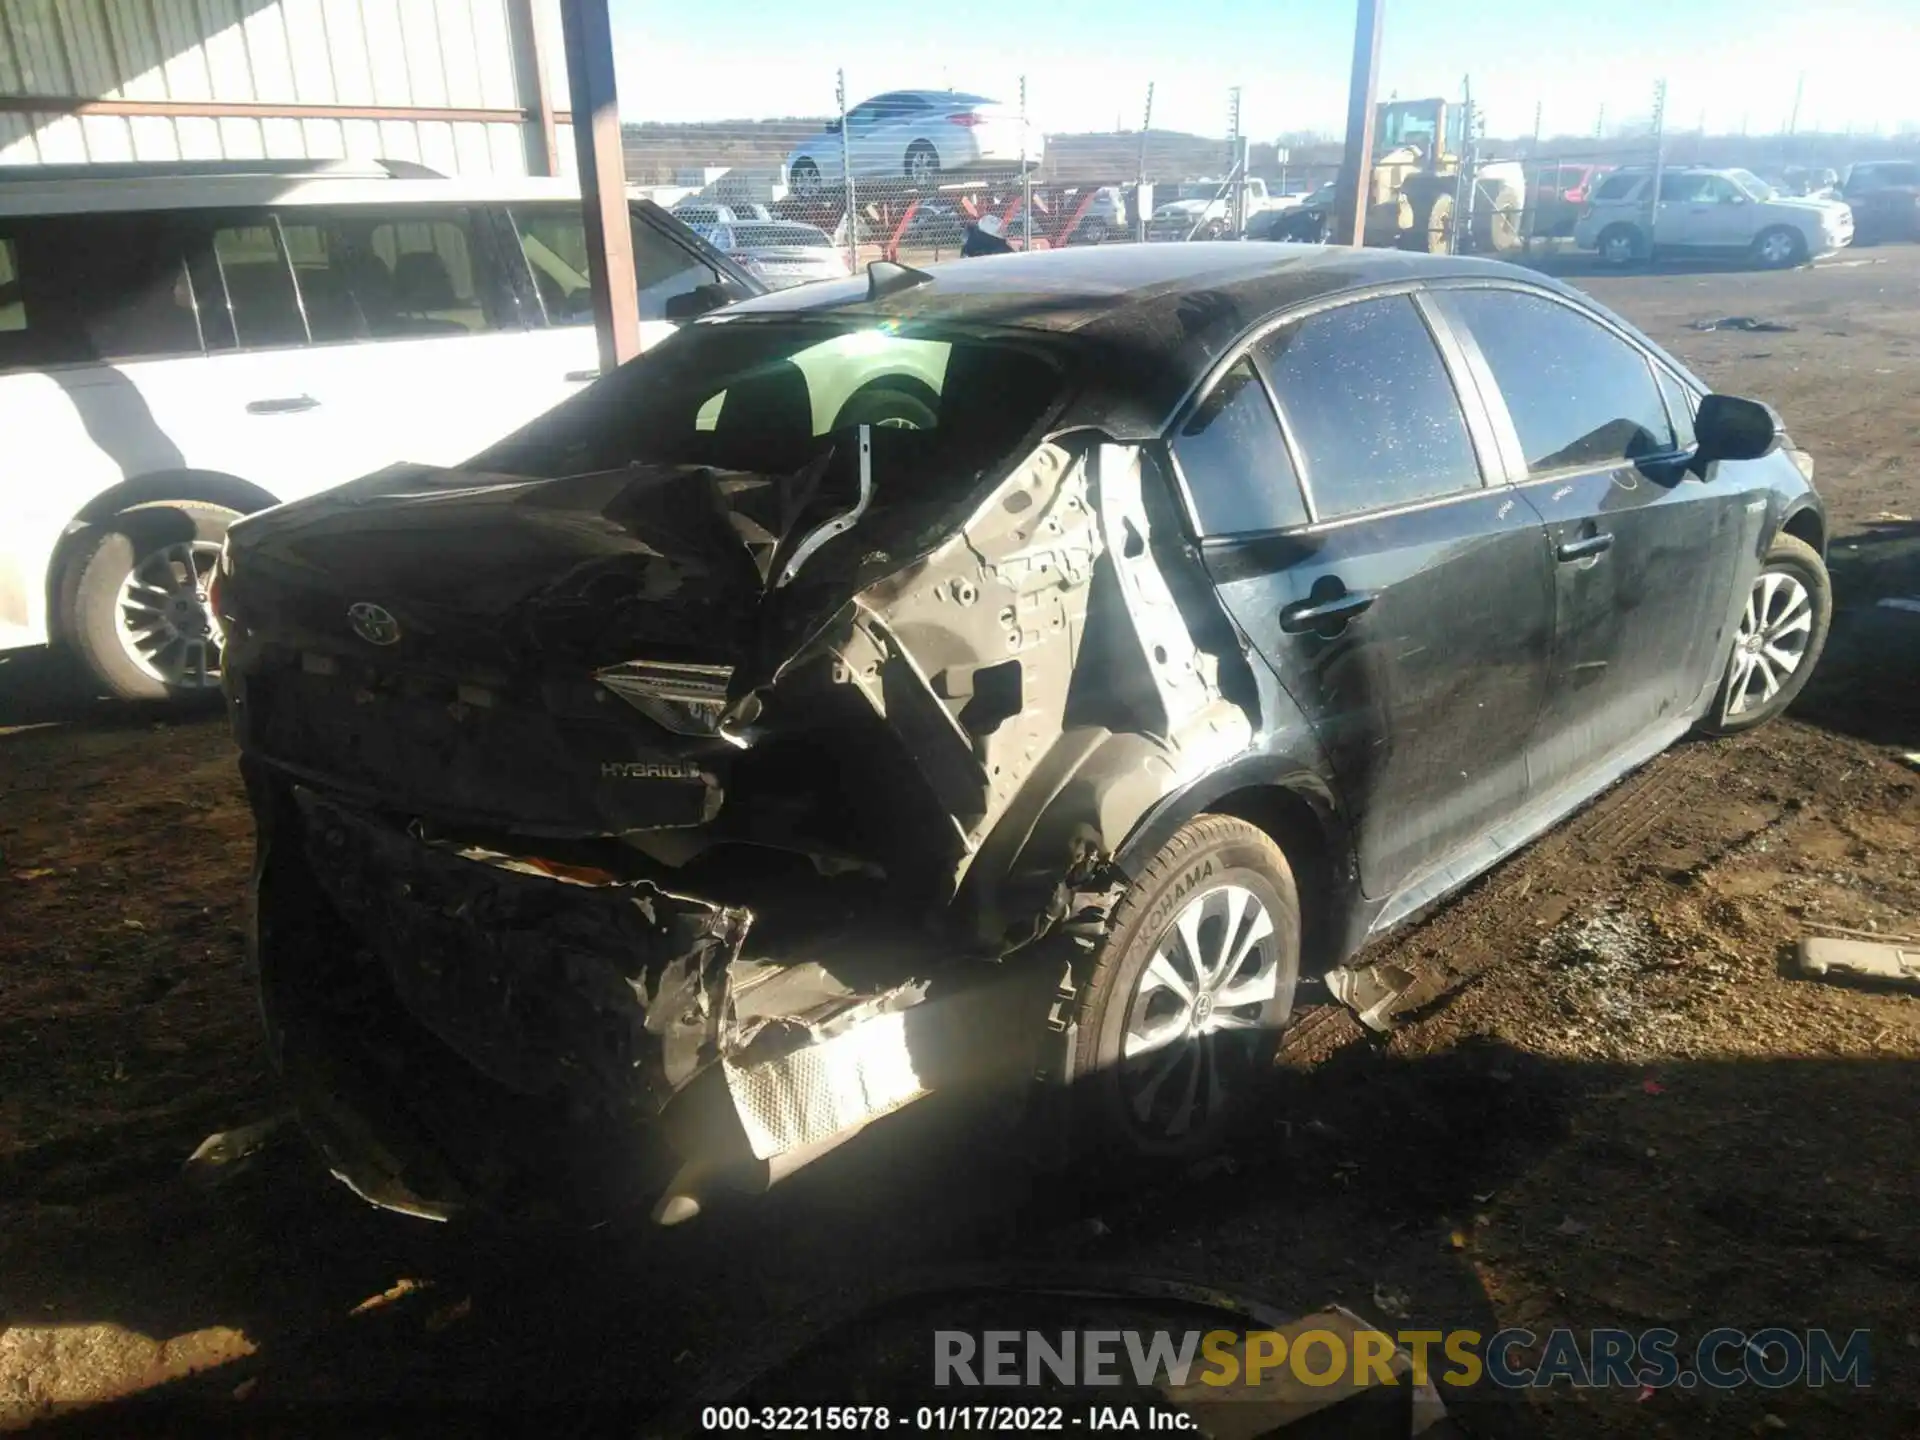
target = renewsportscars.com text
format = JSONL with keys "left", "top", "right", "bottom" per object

{"left": 934, "top": 1327, "right": 1872, "bottom": 1391}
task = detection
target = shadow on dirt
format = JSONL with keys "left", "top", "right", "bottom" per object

{"left": 11, "top": 1041, "right": 1916, "bottom": 1438}
{"left": 1519, "top": 249, "right": 1888, "bottom": 282}
{"left": 1795, "top": 519, "right": 1920, "bottom": 746}
{"left": 0, "top": 648, "right": 197, "bottom": 736}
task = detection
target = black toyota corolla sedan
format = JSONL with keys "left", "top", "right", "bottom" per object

{"left": 212, "top": 243, "right": 1829, "bottom": 1226}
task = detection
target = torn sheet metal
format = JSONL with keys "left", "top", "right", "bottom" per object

{"left": 295, "top": 789, "right": 751, "bottom": 1115}
{"left": 840, "top": 441, "right": 1105, "bottom": 866}
{"left": 1326, "top": 961, "right": 1419, "bottom": 1032}
{"left": 1798, "top": 936, "right": 1920, "bottom": 990}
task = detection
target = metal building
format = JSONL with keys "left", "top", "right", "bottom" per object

{"left": 0, "top": 0, "right": 575, "bottom": 176}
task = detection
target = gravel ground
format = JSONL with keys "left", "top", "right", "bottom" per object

{"left": 2, "top": 244, "right": 1918, "bottom": 1439}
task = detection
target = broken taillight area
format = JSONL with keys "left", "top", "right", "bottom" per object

{"left": 593, "top": 658, "right": 747, "bottom": 742}
{"left": 252, "top": 776, "right": 1051, "bottom": 1224}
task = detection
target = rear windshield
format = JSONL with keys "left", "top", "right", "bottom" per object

{"left": 470, "top": 319, "right": 1067, "bottom": 491}
{"left": 731, "top": 224, "right": 830, "bottom": 248}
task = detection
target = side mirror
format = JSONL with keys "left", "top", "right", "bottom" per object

{"left": 664, "top": 281, "right": 743, "bottom": 323}
{"left": 1693, "top": 393, "right": 1783, "bottom": 467}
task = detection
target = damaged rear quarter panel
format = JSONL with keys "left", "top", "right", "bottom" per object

{"left": 828, "top": 436, "right": 1260, "bottom": 944}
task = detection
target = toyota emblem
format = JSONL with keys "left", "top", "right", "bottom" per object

{"left": 347, "top": 602, "right": 402, "bottom": 646}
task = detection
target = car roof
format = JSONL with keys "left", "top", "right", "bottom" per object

{"left": 710, "top": 242, "right": 1590, "bottom": 439}
{"left": 884, "top": 89, "right": 995, "bottom": 105}
{"left": 0, "top": 170, "right": 593, "bottom": 218}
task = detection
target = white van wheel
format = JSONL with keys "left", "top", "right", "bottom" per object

{"left": 62, "top": 501, "right": 240, "bottom": 702}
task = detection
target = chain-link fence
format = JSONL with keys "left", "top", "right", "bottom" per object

{"left": 619, "top": 69, "right": 1917, "bottom": 282}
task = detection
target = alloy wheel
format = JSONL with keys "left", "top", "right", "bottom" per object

{"left": 1758, "top": 229, "right": 1798, "bottom": 266}
{"left": 1724, "top": 569, "right": 1813, "bottom": 718}
{"left": 1601, "top": 231, "right": 1636, "bottom": 265}
{"left": 1120, "top": 883, "right": 1281, "bottom": 1142}
{"left": 112, "top": 539, "right": 223, "bottom": 689}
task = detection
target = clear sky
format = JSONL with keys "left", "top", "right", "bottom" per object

{"left": 609, "top": 0, "right": 1918, "bottom": 140}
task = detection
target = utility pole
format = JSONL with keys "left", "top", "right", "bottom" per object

{"left": 1227, "top": 85, "right": 1244, "bottom": 235}
{"left": 837, "top": 69, "right": 857, "bottom": 271}
{"left": 1334, "top": 0, "right": 1385, "bottom": 247}
{"left": 1136, "top": 82, "right": 1155, "bottom": 241}
{"left": 1525, "top": 99, "right": 1543, "bottom": 251}
{"left": 1449, "top": 74, "right": 1474, "bottom": 255}
{"left": 1647, "top": 78, "right": 1668, "bottom": 253}
{"left": 1787, "top": 71, "right": 1805, "bottom": 136}
{"left": 1595, "top": 102, "right": 1605, "bottom": 138}
{"left": 1020, "top": 74, "right": 1032, "bottom": 250}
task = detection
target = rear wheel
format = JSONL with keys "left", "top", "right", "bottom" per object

{"left": 905, "top": 142, "right": 940, "bottom": 192}
{"left": 1698, "top": 534, "right": 1831, "bottom": 736}
{"left": 1752, "top": 225, "right": 1806, "bottom": 269}
{"left": 1409, "top": 192, "right": 1454, "bottom": 254}
{"left": 60, "top": 500, "right": 239, "bottom": 702}
{"left": 1597, "top": 223, "right": 1642, "bottom": 266}
{"left": 1479, "top": 186, "right": 1524, "bottom": 253}
{"left": 1070, "top": 815, "right": 1300, "bottom": 1163}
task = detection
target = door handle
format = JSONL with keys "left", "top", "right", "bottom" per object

{"left": 564, "top": 369, "right": 600, "bottom": 383}
{"left": 1279, "top": 589, "right": 1376, "bottom": 634}
{"left": 246, "top": 394, "right": 319, "bottom": 415}
{"left": 1556, "top": 532, "right": 1614, "bottom": 562}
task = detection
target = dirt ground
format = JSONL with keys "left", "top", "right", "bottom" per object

{"left": 2, "top": 245, "right": 1919, "bottom": 1439}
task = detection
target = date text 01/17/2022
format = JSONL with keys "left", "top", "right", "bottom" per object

{"left": 699, "top": 1404, "right": 1197, "bottom": 1431}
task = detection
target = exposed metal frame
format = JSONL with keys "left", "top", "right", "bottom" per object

{"left": 556, "top": 0, "right": 639, "bottom": 370}
{"left": 505, "top": 0, "right": 562, "bottom": 177}
{"left": 0, "top": 96, "right": 575, "bottom": 127}
{"left": 1334, "top": 0, "right": 1385, "bottom": 248}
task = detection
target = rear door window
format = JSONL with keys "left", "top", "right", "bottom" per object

{"left": 205, "top": 220, "right": 307, "bottom": 349}
{"left": 1170, "top": 358, "right": 1307, "bottom": 535}
{"left": 1257, "top": 295, "right": 1483, "bottom": 521}
{"left": 197, "top": 208, "right": 508, "bottom": 351}
{"left": 1444, "top": 288, "right": 1675, "bottom": 472}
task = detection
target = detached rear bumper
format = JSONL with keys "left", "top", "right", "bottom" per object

{"left": 246, "top": 768, "right": 1053, "bottom": 1225}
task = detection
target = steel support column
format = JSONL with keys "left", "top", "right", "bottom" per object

{"left": 558, "top": 0, "right": 640, "bottom": 370}
{"left": 506, "top": 0, "right": 560, "bottom": 177}
{"left": 1333, "top": 0, "right": 1385, "bottom": 248}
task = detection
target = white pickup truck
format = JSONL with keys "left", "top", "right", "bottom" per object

{"left": 1147, "top": 179, "right": 1292, "bottom": 239}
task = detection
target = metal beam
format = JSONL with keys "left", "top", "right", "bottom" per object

{"left": 0, "top": 95, "right": 571, "bottom": 126}
{"left": 1333, "top": 0, "right": 1385, "bottom": 248}
{"left": 557, "top": 0, "right": 640, "bottom": 371}
{"left": 505, "top": 0, "right": 560, "bottom": 177}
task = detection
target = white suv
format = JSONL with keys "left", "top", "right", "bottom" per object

{"left": 1574, "top": 165, "right": 1853, "bottom": 268}
{"left": 0, "top": 160, "right": 757, "bottom": 700}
